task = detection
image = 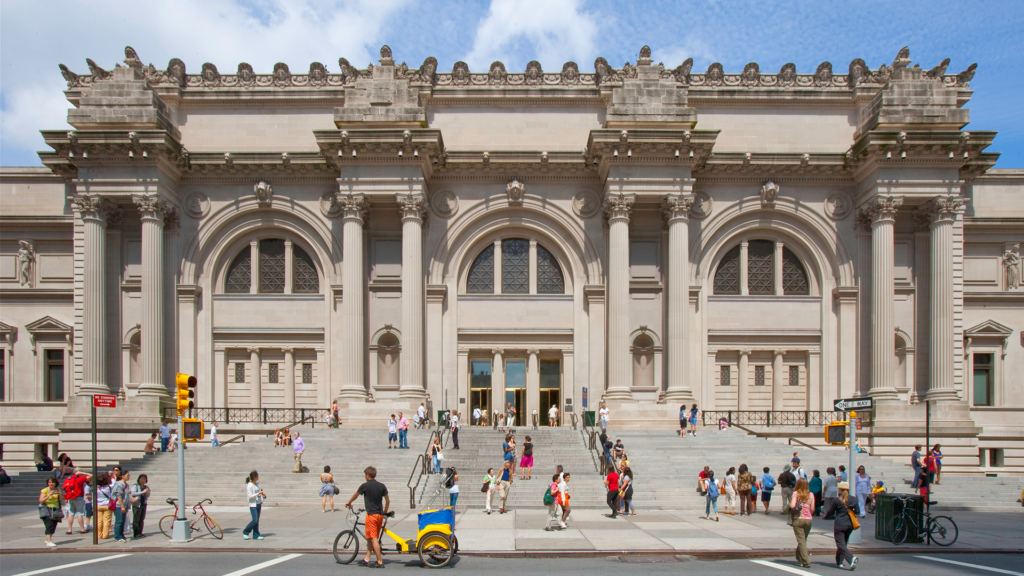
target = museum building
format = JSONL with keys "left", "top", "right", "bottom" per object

{"left": 0, "top": 45, "right": 1022, "bottom": 473}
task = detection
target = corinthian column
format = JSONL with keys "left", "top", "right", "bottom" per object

{"left": 398, "top": 193, "right": 427, "bottom": 399}
{"left": 604, "top": 193, "right": 635, "bottom": 400}
{"left": 663, "top": 195, "right": 695, "bottom": 402}
{"left": 862, "top": 195, "right": 903, "bottom": 401}
{"left": 133, "top": 195, "right": 174, "bottom": 397}
{"left": 338, "top": 193, "right": 370, "bottom": 399}
{"left": 73, "top": 195, "right": 116, "bottom": 395}
{"left": 923, "top": 195, "right": 967, "bottom": 402}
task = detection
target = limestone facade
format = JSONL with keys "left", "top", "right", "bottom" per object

{"left": 1, "top": 46, "right": 1023, "bottom": 474}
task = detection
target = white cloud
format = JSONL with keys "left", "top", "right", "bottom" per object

{"left": 0, "top": 0, "right": 408, "bottom": 166}
{"left": 658, "top": 38, "right": 719, "bottom": 71}
{"left": 463, "top": 0, "right": 598, "bottom": 72}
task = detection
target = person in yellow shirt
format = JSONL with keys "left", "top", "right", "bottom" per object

{"left": 866, "top": 481, "right": 885, "bottom": 513}
{"left": 39, "top": 477, "right": 63, "bottom": 547}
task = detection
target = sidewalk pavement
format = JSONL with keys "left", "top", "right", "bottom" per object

{"left": 2, "top": 504, "right": 1021, "bottom": 554}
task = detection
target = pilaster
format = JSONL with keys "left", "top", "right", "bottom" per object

{"left": 282, "top": 347, "right": 295, "bottom": 408}
{"left": 738, "top": 349, "right": 750, "bottom": 411}
{"left": 248, "top": 346, "right": 261, "bottom": 408}
{"left": 772, "top": 349, "right": 785, "bottom": 411}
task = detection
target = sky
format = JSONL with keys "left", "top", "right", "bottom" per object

{"left": 2, "top": 0, "right": 1023, "bottom": 167}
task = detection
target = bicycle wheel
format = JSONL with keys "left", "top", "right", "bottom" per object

{"left": 417, "top": 531, "right": 453, "bottom": 568}
{"left": 158, "top": 514, "right": 176, "bottom": 538}
{"left": 204, "top": 514, "right": 224, "bottom": 539}
{"left": 889, "top": 514, "right": 909, "bottom": 545}
{"left": 333, "top": 530, "right": 360, "bottom": 564}
{"left": 928, "top": 516, "right": 958, "bottom": 546}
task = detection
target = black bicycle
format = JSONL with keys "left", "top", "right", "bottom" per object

{"left": 886, "top": 495, "right": 958, "bottom": 546}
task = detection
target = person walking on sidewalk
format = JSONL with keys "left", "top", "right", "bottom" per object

{"left": 243, "top": 470, "right": 267, "bottom": 540}
{"left": 723, "top": 466, "right": 738, "bottom": 515}
{"left": 344, "top": 466, "right": 389, "bottom": 568}
{"left": 604, "top": 465, "right": 620, "bottom": 518}
{"left": 738, "top": 464, "right": 754, "bottom": 516}
{"left": 497, "top": 461, "right": 513, "bottom": 514}
{"left": 854, "top": 466, "right": 871, "bottom": 518}
{"left": 789, "top": 478, "right": 815, "bottom": 568}
{"left": 388, "top": 415, "right": 398, "bottom": 449}
{"left": 210, "top": 422, "right": 219, "bottom": 447}
{"left": 822, "top": 467, "right": 838, "bottom": 517}
{"left": 544, "top": 474, "right": 565, "bottom": 531}
{"left": 558, "top": 472, "right": 571, "bottom": 524}
{"left": 39, "top": 477, "right": 63, "bottom": 547}
{"left": 931, "top": 444, "right": 943, "bottom": 485}
{"left": 320, "top": 466, "right": 337, "bottom": 513}
{"left": 823, "top": 481, "right": 860, "bottom": 570}
{"left": 837, "top": 465, "right": 847, "bottom": 483}
{"left": 810, "top": 470, "right": 823, "bottom": 516}
{"left": 450, "top": 410, "right": 460, "bottom": 449}
{"left": 397, "top": 412, "right": 409, "bottom": 449}
{"left": 131, "top": 474, "right": 149, "bottom": 538}
{"left": 911, "top": 444, "right": 923, "bottom": 492}
{"left": 703, "top": 470, "right": 721, "bottom": 521}
{"left": 778, "top": 464, "right": 797, "bottom": 515}
{"left": 519, "top": 436, "right": 534, "bottom": 480}
{"left": 483, "top": 468, "right": 498, "bottom": 514}
{"left": 292, "top": 432, "right": 306, "bottom": 473}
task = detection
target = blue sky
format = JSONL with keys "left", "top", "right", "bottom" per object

{"left": 2, "top": 0, "right": 1022, "bottom": 167}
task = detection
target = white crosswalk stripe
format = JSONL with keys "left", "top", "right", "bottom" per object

{"left": 749, "top": 559, "right": 819, "bottom": 576}
{"left": 9, "top": 553, "right": 132, "bottom": 576}
{"left": 915, "top": 555, "right": 1024, "bottom": 575}
{"left": 219, "top": 553, "right": 303, "bottom": 576}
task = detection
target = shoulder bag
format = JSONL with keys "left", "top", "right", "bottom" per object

{"left": 845, "top": 499, "right": 860, "bottom": 529}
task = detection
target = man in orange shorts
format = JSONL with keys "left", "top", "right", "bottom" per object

{"left": 345, "top": 466, "right": 390, "bottom": 567}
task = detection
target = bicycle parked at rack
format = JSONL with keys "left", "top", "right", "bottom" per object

{"left": 886, "top": 495, "right": 958, "bottom": 546}
{"left": 158, "top": 498, "right": 223, "bottom": 539}
{"left": 333, "top": 506, "right": 457, "bottom": 568}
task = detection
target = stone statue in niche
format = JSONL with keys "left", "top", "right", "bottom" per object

{"left": 1005, "top": 244, "right": 1021, "bottom": 290}
{"left": 17, "top": 240, "right": 34, "bottom": 287}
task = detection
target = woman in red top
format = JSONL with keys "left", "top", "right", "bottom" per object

{"left": 604, "top": 469, "right": 620, "bottom": 518}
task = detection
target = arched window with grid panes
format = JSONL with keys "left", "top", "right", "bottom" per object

{"left": 502, "top": 238, "right": 530, "bottom": 293}
{"left": 536, "top": 245, "right": 565, "bottom": 293}
{"left": 225, "top": 249, "right": 252, "bottom": 293}
{"left": 713, "top": 240, "right": 809, "bottom": 296}
{"left": 713, "top": 246, "right": 740, "bottom": 295}
{"left": 782, "top": 247, "right": 808, "bottom": 295}
{"left": 223, "top": 238, "right": 321, "bottom": 294}
{"left": 467, "top": 244, "right": 495, "bottom": 293}
{"left": 465, "top": 238, "right": 567, "bottom": 295}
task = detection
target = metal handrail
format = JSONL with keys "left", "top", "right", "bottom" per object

{"left": 702, "top": 410, "right": 871, "bottom": 428}
{"left": 406, "top": 453, "right": 424, "bottom": 509}
{"left": 788, "top": 437, "right": 820, "bottom": 451}
{"left": 220, "top": 434, "right": 245, "bottom": 446}
{"left": 164, "top": 407, "right": 331, "bottom": 425}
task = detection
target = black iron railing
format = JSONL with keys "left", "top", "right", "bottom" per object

{"left": 162, "top": 407, "right": 331, "bottom": 425}
{"left": 701, "top": 410, "right": 871, "bottom": 428}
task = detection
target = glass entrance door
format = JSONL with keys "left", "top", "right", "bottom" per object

{"left": 539, "top": 359, "right": 561, "bottom": 426}
{"left": 470, "top": 359, "right": 492, "bottom": 425}
{"left": 505, "top": 359, "right": 526, "bottom": 426}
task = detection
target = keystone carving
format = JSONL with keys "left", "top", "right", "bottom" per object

{"left": 760, "top": 180, "right": 780, "bottom": 208}
{"left": 506, "top": 179, "right": 525, "bottom": 205}
{"left": 253, "top": 181, "right": 273, "bottom": 206}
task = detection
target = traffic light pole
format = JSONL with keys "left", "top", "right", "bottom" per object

{"left": 849, "top": 411, "right": 860, "bottom": 544}
{"left": 170, "top": 412, "right": 192, "bottom": 542}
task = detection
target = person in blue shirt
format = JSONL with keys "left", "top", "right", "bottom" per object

{"left": 758, "top": 466, "right": 776, "bottom": 513}
{"left": 838, "top": 465, "right": 848, "bottom": 483}
{"left": 158, "top": 423, "right": 171, "bottom": 453}
{"left": 678, "top": 404, "right": 688, "bottom": 437}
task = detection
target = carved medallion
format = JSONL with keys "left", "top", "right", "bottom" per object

{"left": 690, "top": 190, "right": 713, "bottom": 219}
{"left": 506, "top": 179, "right": 525, "bottom": 205}
{"left": 183, "top": 190, "right": 210, "bottom": 219}
{"left": 572, "top": 189, "right": 601, "bottom": 218}
{"left": 429, "top": 189, "right": 459, "bottom": 218}
{"left": 254, "top": 181, "right": 273, "bottom": 206}
{"left": 825, "top": 192, "right": 852, "bottom": 220}
{"left": 760, "top": 181, "right": 780, "bottom": 208}
{"left": 320, "top": 191, "right": 341, "bottom": 218}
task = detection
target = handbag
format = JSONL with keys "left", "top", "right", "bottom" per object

{"left": 437, "top": 452, "right": 444, "bottom": 461}
{"left": 480, "top": 481, "right": 489, "bottom": 493}
{"left": 333, "top": 485, "right": 340, "bottom": 496}
{"left": 846, "top": 500, "right": 860, "bottom": 529}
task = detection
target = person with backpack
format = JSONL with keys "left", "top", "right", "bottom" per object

{"left": 62, "top": 468, "right": 91, "bottom": 535}
{"left": 447, "top": 468, "right": 459, "bottom": 507}
{"left": 777, "top": 464, "right": 797, "bottom": 515}
{"left": 543, "top": 474, "right": 565, "bottom": 531}
{"left": 759, "top": 466, "right": 776, "bottom": 513}
{"left": 703, "top": 470, "right": 721, "bottom": 521}
{"left": 822, "top": 481, "right": 860, "bottom": 570}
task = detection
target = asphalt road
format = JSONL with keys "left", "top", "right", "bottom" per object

{"left": 2, "top": 552, "right": 1023, "bottom": 576}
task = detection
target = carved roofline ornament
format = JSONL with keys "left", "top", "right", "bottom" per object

{"left": 760, "top": 180, "right": 780, "bottom": 208}
{"left": 506, "top": 179, "right": 525, "bottom": 205}
{"left": 253, "top": 180, "right": 273, "bottom": 206}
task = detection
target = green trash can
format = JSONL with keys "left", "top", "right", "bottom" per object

{"left": 874, "top": 493, "right": 925, "bottom": 543}
{"left": 583, "top": 411, "right": 596, "bottom": 428}
{"left": 437, "top": 410, "right": 450, "bottom": 426}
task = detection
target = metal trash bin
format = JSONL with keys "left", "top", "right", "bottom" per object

{"left": 583, "top": 411, "right": 596, "bottom": 428}
{"left": 874, "top": 492, "right": 925, "bottom": 543}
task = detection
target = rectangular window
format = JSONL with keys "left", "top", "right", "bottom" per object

{"left": 235, "top": 363, "right": 245, "bottom": 384}
{"left": 789, "top": 365, "right": 800, "bottom": 387}
{"left": 302, "top": 363, "right": 313, "bottom": 384}
{"left": 470, "top": 359, "right": 492, "bottom": 389}
{"left": 268, "top": 363, "right": 279, "bottom": 384}
{"left": 720, "top": 365, "right": 731, "bottom": 386}
{"left": 754, "top": 365, "right": 766, "bottom": 386}
{"left": 973, "top": 353, "right": 994, "bottom": 406}
{"left": 540, "top": 360, "right": 560, "bottom": 389}
{"left": 45, "top": 349, "right": 64, "bottom": 402}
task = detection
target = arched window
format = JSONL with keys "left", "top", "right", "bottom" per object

{"left": 467, "top": 245, "right": 495, "bottom": 293}
{"left": 782, "top": 247, "right": 808, "bottom": 295}
{"left": 536, "top": 245, "right": 565, "bottom": 293}
{"left": 747, "top": 240, "right": 774, "bottom": 295}
{"left": 713, "top": 246, "right": 740, "bottom": 295}
{"left": 502, "top": 238, "right": 530, "bottom": 293}
{"left": 259, "top": 239, "right": 286, "bottom": 293}
{"left": 293, "top": 246, "right": 320, "bottom": 293}
{"left": 225, "top": 249, "right": 252, "bottom": 293}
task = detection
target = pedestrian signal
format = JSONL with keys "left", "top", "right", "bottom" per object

{"left": 182, "top": 418, "right": 204, "bottom": 441}
{"left": 175, "top": 373, "right": 197, "bottom": 415}
{"left": 825, "top": 422, "right": 847, "bottom": 445}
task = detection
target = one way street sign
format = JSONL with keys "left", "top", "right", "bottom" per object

{"left": 834, "top": 397, "right": 874, "bottom": 411}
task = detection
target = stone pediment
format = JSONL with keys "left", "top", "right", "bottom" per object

{"left": 0, "top": 321, "right": 16, "bottom": 347}
{"left": 25, "top": 316, "right": 72, "bottom": 335}
{"left": 965, "top": 320, "right": 1013, "bottom": 338}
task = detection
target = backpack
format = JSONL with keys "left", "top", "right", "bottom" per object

{"left": 444, "top": 468, "right": 456, "bottom": 488}
{"left": 707, "top": 479, "right": 719, "bottom": 498}
{"left": 62, "top": 476, "right": 81, "bottom": 500}
{"left": 543, "top": 487, "right": 556, "bottom": 505}
{"left": 761, "top": 474, "right": 776, "bottom": 491}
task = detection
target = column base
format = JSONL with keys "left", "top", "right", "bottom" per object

{"left": 336, "top": 388, "right": 369, "bottom": 400}
{"left": 78, "top": 383, "right": 113, "bottom": 395}
{"left": 660, "top": 389, "right": 694, "bottom": 403}
{"left": 867, "top": 388, "right": 900, "bottom": 402}
{"left": 135, "top": 383, "right": 169, "bottom": 397}
{"left": 923, "top": 388, "right": 961, "bottom": 403}
{"left": 603, "top": 388, "right": 634, "bottom": 401}
{"left": 398, "top": 388, "right": 428, "bottom": 400}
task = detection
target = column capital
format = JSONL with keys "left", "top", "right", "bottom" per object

{"left": 527, "top": 348, "right": 540, "bottom": 356}
{"left": 71, "top": 194, "right": 117, "bottom": 224}
{"left": 663, "top": 194, "right": 694, "bottom": 223}
{"left": 397, "top": 193, "right": 427, "bottom": 224}
{"left": 917, "top": 194, "right": 967, "bottom": 228}
{"left": 491, "top": 347, "right": 504, "bottom": 357}
{"left": 603, "top": 193, "right": 635, "bottom": 223}
{"left": 133, "top": 194, "right": 174, "bottom": 223}
{"left": 247, "top": 346, "right": 261, "bottom": 355}
{"left": 337, "top": 193, "right": 369, "bottom": 223}
{"left": 858, "top": 195, "right": 903, "bottom": 226}
{"left": 281, "top": 346, "right": 294, "bottom": 354}
{"left": 739, "top": 348, "right": 751, "bottom": 357}
{"left": 773, "top": 349, "right": 785, "bottom": 358}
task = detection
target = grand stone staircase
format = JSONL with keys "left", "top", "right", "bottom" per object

{"left": 3, "top": 424, "right": 1020, "bottom": 513}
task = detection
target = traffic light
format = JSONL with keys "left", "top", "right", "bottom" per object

{"left": 825, "top": 421, "right": 848, "bottom": 445}
{"left": 175, "top": 373, "right": 197, "bottom": 415}
{"left": 182, "top": 418, "right": 204, "bottom": 441}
